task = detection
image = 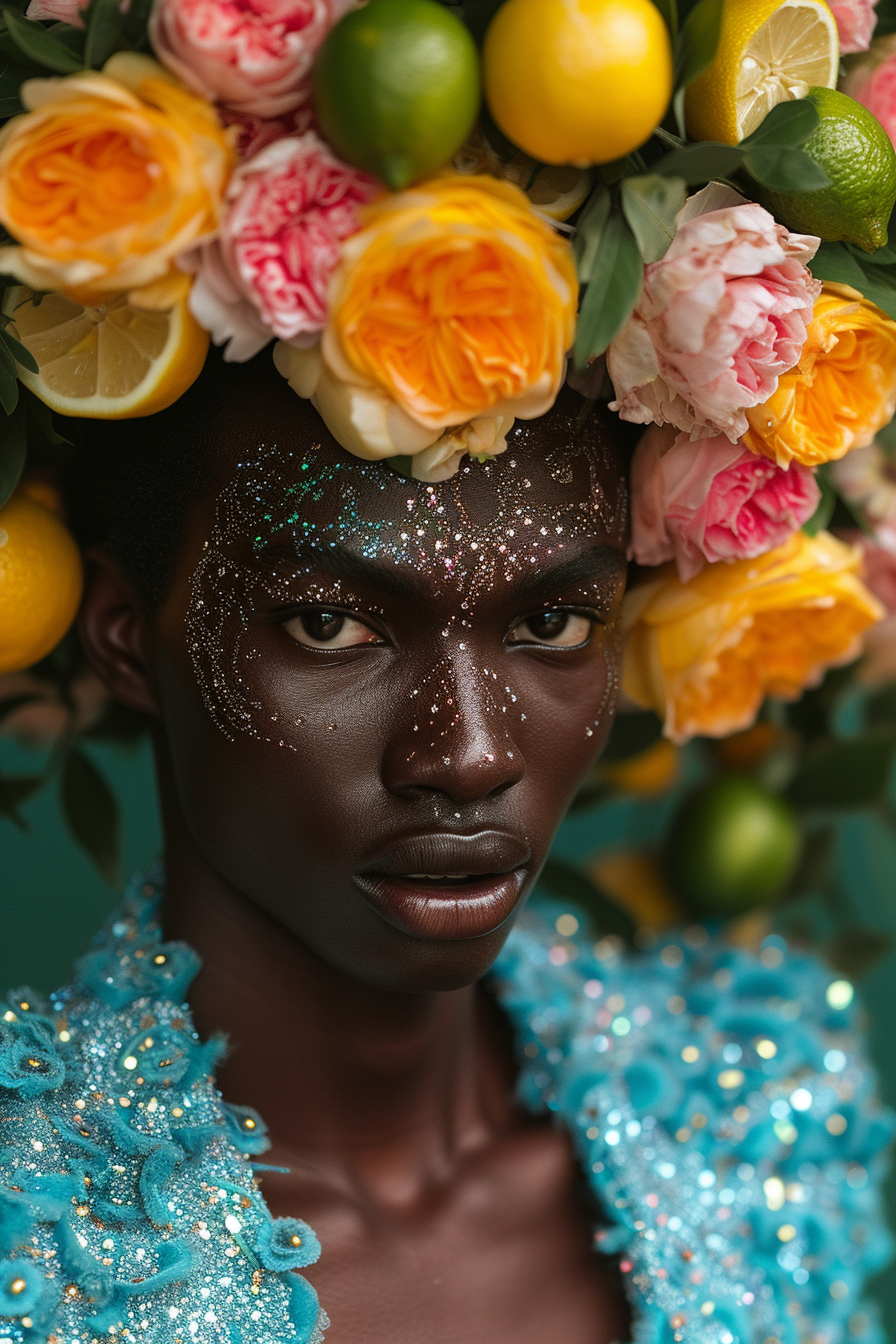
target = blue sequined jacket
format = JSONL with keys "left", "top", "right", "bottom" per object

{"left": 0, "top": 873, "right": 892, "bottom": 1344}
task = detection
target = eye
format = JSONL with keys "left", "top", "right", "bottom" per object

{"left": 283, "top": 610, "right": 383, "bottom": 649}
{"left": 508, "top": 611, "right": 593, "bottom": 647}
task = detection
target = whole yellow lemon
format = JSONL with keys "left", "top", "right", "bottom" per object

{"left": 0, "top": 491, "right": 83, "bottom": 675}
{"left": 483, "top": 0, "right": 673, "bottom": 166}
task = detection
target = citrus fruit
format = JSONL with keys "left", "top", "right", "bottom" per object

{"left": 2, "top": 287, "right": 209, "bottom": 420}
{"left": 664, "top": 775, "right": 800, "bottom": 915}
{"left": 0, "top": 491, "right": 83, "bottom": 675}
{"left": 454, "top": 136, "right": 593, "bottom": 220}
{"left": 483, "top": 0, "right": 673, "bottom": 167}
{"left": 313, "top": 0, "right": 480, "bottom": 190}
{"left": 753, "top": 87, "right": 896, "bottom": 252}
{"left": 685, "top": 0, "right": 839, "bottom": 146}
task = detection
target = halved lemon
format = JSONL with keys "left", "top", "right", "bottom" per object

{"left": 685, "top": 0, "right": 839, "bottom": 146}
{"left": 454, "top": 135, "right": 591, "bottom": 221}
{"left": 3, "top": 287, "right": 210, "bottom": 419}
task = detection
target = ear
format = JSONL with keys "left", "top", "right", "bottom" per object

{"left": 77, "top": 547, "right": 160, "bottom": 717}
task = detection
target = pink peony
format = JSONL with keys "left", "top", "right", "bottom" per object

{"left": 186, "top": 131, "right": 379, "bottom": 361}
{"left": 842, "top": 33, "right": 896, "bottom": 147}
{"left": 26, "top": 0, "right": 87, "bottom": 22}
{"left": 830, "top": 0, "right": 878, "bottom": 54}
{"left": 630, "top": 423, "right": 821, "bottom": 581}
{"left": 149, "top": 0, "right": 349, "bottom": 119}
{"left": 840, "top": 529, "right": 896, "bottom": 611}
{"left": 218, "top": 103, "right": 314, "bottom": 159}
{"left": 608, "top": 188, "right": 821, "bottom": 443}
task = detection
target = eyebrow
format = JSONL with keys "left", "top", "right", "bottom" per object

{"left": 252, "top": 540, "right": 623, "bottom": 603}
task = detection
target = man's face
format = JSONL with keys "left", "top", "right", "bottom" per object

{"left": 150, "top": 394, "right": 628, "bottom": 992}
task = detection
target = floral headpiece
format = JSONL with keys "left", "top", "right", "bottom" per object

{"left": 2, "top": 0, "right": 896, "bottom": 747}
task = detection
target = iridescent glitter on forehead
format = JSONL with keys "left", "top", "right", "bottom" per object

{"left": 186, "top": 424, "right": 627, "bottom": 741}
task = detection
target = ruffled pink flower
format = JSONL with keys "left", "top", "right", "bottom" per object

{"left": 830, "top": 0, "right": 878, "bottom": 54}
{"left": 608, "top": 190, "right": 821, "bottom": 443}
{"left": 149, "top": 0, "right": 349, "bottom": 119}
{"left": 842, "top": 34, "right": 896, "bottom": 147}
{"left": 26, "top": 0, "right": 82, "bottom": 18}
{"left": 185, "top": 131, "right": 379, "bottom": 361}
{"left": 219, "top": 103, "right": 314, "bottom": 159}
{"left": 630, "top": 423, "right": 821, "bottom": 581}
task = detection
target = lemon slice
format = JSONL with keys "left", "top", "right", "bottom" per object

{"left": 454, "top": 137, "right": 591, "bottom": 221}
{"left": 686, "top": 0, "right": 839, "bottom": 146}
{"left": 3, "top": 287, "right": 210, "bottom": 419}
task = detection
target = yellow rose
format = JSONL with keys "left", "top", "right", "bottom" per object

{"left": 0, "top": 53, "right": 234, "bottom": 307}
{"left": 622, "top": 531, "right": 884, "bottom": 743}
{"left": 277, "top": 175, "right": 577, "bottom": 467}
{"left": 743, "top": 284, "right": 896, "bottom": 467}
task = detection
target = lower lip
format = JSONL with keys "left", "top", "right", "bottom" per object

{"left": 352, "top": 871, "right": 528, "bottom": 941}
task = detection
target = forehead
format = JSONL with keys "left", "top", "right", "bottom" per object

{"left": 204, "top": 404, "right": 628, "bottom": 594}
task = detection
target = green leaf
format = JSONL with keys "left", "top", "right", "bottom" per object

{"left": 744, "top": 144, "right": 829, "bottom": 192}
{"left": 653, "top": 140, "right": 743, "bottom": 183}
{"left": 573, "top": 183, "right": 612, "bottom": 283}
{"left": 24, "top": 384, "right": 68, "bottom": 447}
{"left": 675, "top": 0, "right": 724, "bottom": 89}
{"left": 83, "top": 0, "right": 123, "bottom": 68}
{"left": 786, "top": 731, "right": 896, "bottom": 809}
{"left": 0, "top": 772, "right": 41, "bottom": 829}
{"left": 538, "top": 857, "right": 637, "bottom": 943}
{"left": 0, "top": 398, "right": 25, "bottom": 507}
{"left": 810, "top": 240, "right": 869, "bottom": 290}
{"left": 2, "top": 8, "right": 83, "bottom": 72}
{"left": 621, "top": 174, "right": 687, "bottom": 264}
{"left": 741, "top": 99, "right": 819, "bottom": 148}
{"left": 460, "top": 0, "right": 503, "bottom": 44}
{"left": 60, "top": 747, "right": 122, "bottom": 887}
{"left": 0, "top": 331, "right": 18, "bottom": 417}
{"left": 573, "top": 212, "right": 643, "bottom": 368}
{"left": 0, "top": 325, "right": 36, "bottom": 373}
{"left": 802, "top": 464, "right": 836, "bottom": 537}
{"left": 0, "top": 57, "right": 27, "bottom": 113}
{"left": 120, "top": 0, "right": 152, "bottom": 48}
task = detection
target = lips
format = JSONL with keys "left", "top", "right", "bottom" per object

{"left": 354, "top": 830, "right": 531, "bottom": 941}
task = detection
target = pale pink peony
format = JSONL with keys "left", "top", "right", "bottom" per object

{"left": 608, "top": 190, "right": 821, "bottom": 443}
{"left": 185, "top": 131, "right": 379, "bottom": 361}
{"left": 149, "top": 0, "right": 349, "bottom": 118}
{"left": 830, "top": 0, "right": 878, "bottom": 54}
{"left": 630, "top": 423, "right": 821, "bottom": 581}
{"left": 842, "top": 34, "right": 896, "bottom": 147}
{"left": 26, "top": 0, "right": 87, "bottom": 23}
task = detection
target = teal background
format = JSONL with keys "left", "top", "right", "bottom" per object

{"left": 2, "top": 734, "right": 895, "bottom": 1331}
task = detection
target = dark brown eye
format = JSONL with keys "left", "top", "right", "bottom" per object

{"left": 509, "top": 612, "right": 593, "bottom": 647}
{"left": 283, "top": 611, "right": 381, "bottom": 649}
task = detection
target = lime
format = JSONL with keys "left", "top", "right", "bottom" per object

{"left": 664, "top": 775, "right": 800, "bottom": 915}
{"left": 754, "top": 87, "right": 896, "bottom": 252}
{"left": 685, "top": 0, "right": 838, "bottom": 147}
{"left": 313, "top": 0, "right": 481, "bottom": 190}
{"left": 483, "top": 0, "right": 673, "bottom": 167}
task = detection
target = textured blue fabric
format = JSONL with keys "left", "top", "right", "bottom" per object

{"left": 0, "top": 871, "right": 890, "bottom": 1344}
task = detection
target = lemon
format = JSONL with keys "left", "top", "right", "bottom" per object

{"left": 454, "top": 137, "right": 592, "bottom": 221}
{"left": 483, "top": 0, "right": 673, "bottom": 167}
{"left": 754, "top": 87, "right": 896, "bottom": 252}
{"left": 2, "top": 287, "right": 209, "bottom": 419}
{"left": 665, "top": 776, "right": 800, "bottom": 915}
{"left": 685, "top": 0, "right": 838, "bottom": 146}
{"left": 313, "top": 0, "right": 480, "bottom": 190}
{"left": 0, "top": 491, "right": 83, "bottom": 675}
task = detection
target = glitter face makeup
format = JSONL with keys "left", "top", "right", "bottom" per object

{"left": 186, "top": 416, "right": 627, "bottom": 751}
{"left": 151, "top": 385, "right": 628, "bottom": 988}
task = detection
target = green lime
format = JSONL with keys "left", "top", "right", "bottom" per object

{"left": 755, "top": 87, "right": 896, "bottom": 253}
{"left": 664, "top": 775, "right": 800, "bottom": 915}
{"left": 313, "top": 0, "right": 481, "bottom": 190}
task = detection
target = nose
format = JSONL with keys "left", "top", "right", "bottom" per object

{"left": 381, "top": 654, "right": 525, "bottom": 804}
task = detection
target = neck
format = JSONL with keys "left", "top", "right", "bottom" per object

{"left": 157, "top": 778, "right": 517, "bottom": 1210}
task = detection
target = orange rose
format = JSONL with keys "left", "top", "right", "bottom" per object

{"left": 284, "top": 175, "right": 575, "bottom": 463}
{"left": 0, "top": 53, "right": 235, "bottom": 306}
{"left": 743, "top": 284, "right": 896, "bottom": 467}
{"left": 623, "top": 531, "right": 884, "bottom": 743}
